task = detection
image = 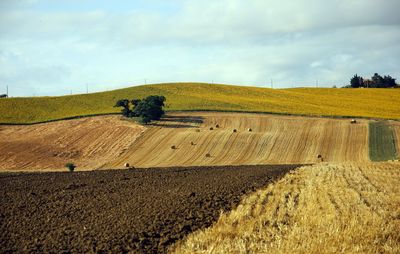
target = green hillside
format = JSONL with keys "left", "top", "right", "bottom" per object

{"left": 1, "top": 83, "right": 400, "bottom": 124}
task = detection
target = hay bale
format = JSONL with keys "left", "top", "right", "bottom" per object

{"left": 195, "top": 129, "right": 200, "bottom": 132}
{"left": 248, "top": 128, "right": 252, "bottom": 132}
{"left": 190, "top": 141, "right": 195, "bottom": 146}
{"left": 233, "top": 129, "right": 237, "bottom": 133}
{"left": 215, "top": 124, "right": 220, "bottom": 128}
{"left": 317, "top": 154, "right": 322, "bottom": 159}
{"left": 209, "top": 127, "right": 214, "bottom": 130}
{"left": 351, "top": 119, "right": 357, "bottom": 124}
{"left": 171, "top": 145, "right": 176, "bottom": 149}
{"left": 124, "top": 163, "right": 130, "bottom": 168}
{"left": 205, "top": 153, "right": 211, "bottom": 157}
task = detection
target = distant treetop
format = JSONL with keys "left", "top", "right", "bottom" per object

{"left": 348, "top": 73, "right": 398, "bottom": 88}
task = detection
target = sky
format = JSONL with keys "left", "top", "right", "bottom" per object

{"left": 0, "top": 0, "right": 399, "bottom": 96}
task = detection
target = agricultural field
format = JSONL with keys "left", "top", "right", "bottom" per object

{"left": 106, "top": 112, "right": 369, "bottom": 168}
{"left": 1, "top": 88, "right": 399, "bottom": 253}
{"left": 390, "top": 121, "right": 400, "bottom": 156}
{"left": 0, "top": 116, "right": 144, "bottom": 171}
{"left": 369, "top": 121, "right": 398, "bottom": 161}
{"left": 172, "top": 162, "right": 400, "bottom": 254}
{"left": 0, "top": 112, "right": 371, "bottom": 171}
{"left": 0, "top": 164, "right": 297, "bottom": 253}
{"left": 1, "top": 83, "right": 400, "bottom": 124}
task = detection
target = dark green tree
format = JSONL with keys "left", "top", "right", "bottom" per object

{"left": 350, "top": 74, "right": 363, "bottom": 88}
{"left": 371, "top": 73, "right": 384, "bottom": 88}
{"left": 114, "top": 99, "right": 131, "bottom": 117}
{"left": 133, "top": 95, "right": 166, "bottom": 121}
{"left": 383, "top": 75, "right": 396, "bottom": 88}
{"left": 115, "top": 95, "right": 166, "bottom": 123}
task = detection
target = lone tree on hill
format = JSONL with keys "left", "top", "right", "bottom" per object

{"left": 115, "top": 95, "right": 166, "bottom": 124}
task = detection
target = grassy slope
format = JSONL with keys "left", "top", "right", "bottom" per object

{"left": 1, "top": 83, "right": 400, "bottom": 124}
{"left": 369, "top": 122, "right": 398, "bottom": 161}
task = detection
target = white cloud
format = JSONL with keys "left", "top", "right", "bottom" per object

{"left": 0, "top": 0, "right": 399, "bottom": 96}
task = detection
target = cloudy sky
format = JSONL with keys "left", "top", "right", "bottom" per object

{"left": 0, "top": 0, "right": 399, "bottom": 96}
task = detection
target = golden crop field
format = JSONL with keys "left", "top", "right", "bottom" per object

{"left": 1, "top": 83, "right": 400, "bottom": 124}
{"left": 171, "top": 162, "right": 400, "bottom": 254}
{"left": 106, "top": 112, "right": 369, "bottom": 169}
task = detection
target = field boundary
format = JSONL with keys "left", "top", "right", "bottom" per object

{"left": 0, "top": 163, "right": 309, "bottom": 174}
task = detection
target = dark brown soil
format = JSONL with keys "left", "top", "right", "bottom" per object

{"left": 0, "top": 165, "right": 300, "bottom": 253}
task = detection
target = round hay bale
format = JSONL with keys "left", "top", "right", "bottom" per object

{"left": 124, "top": 163, "right": 130, "bottom": 168}
{"left": 351, "top": 119, "right": 357, "bottom": 124}
{"left": 190, "top": 141, "right": 194, "bottom": 145}
{"left": 195, "top": 129, "right": 200, "bottom": 132}
{"left": 171, "top": 145, "right": 176, "bottom": 149}
{"left": 215, "top": 124, "right": 220, "bottom": 128}
{"left": 317, "top": 154, "right": 322, "bottom": 159}
{"left": 233, "top": 129, "right": 237, "bottom": 133}
{"left": 248, "top": 128, "right": 252, "bottom": 132}
{"left": 209, "top": 127, "right": 214, "bottom": 130}
{"left": 205, "top": 153, "right": 211, "bottom": 157}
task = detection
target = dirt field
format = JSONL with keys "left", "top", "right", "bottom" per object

{"left": 172, "top": 162, "right": 400, "bottom": 254}
{"left": 0, "top": 164, "right": 297, "bottom": 253}
{"left": 0, "top": 116, "right": 144, "bottom": 171}
{"left": 107, "top": 112, "right": 369, "bottom": 168}
{"left": 0, "top": 112, "right": 370, "bottom": 171}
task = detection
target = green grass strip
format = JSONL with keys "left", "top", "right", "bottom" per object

{"left": 369, "top": 121, "right": 398, "bottom": 161}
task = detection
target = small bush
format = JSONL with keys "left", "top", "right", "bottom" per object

{"left": 65, "top": 162, "right": 76, "bottom": 172}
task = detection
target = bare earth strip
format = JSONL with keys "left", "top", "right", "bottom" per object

{"left": 107, "top": 112, "right": 369, "bottom": 168}
{"left": 0, "top": 116, "right": 145, "bottom": 171}
{"left": 171, "top": 162, "right": 400, "bottom": 254}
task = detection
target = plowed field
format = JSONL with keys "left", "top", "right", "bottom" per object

{"left": 0, "top": 164, "right": 296, "bottom": 253}
{"left": 107, "top": 112, "right": 369, "bottom": 168}
{"left": 0, "top": 116, "right": 144, "bottom": 171}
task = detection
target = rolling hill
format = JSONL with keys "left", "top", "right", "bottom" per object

{"left": 1, "top": 83, "right": 400, "bottom": 124}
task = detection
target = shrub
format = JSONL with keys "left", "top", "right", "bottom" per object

{"left": 65, "top": 162, "right": 76, "bottom": 172}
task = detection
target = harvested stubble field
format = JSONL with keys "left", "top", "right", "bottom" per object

{"left": 0, "top": 112, "right": 371, "bottom": 171}
{"left": 108, "top": 112, "right": 369, "bottom": 168}
{"left": 172, "top": 162, "right": 400, "bottom": 254}
{"left": 0, "top": 164, "right": 298, "bottom": 253}
{"left": 390, "top": 121, "right": 400, "bottom": 157}
{"left": 0, "top": 116, "right": 144, "bottom": 171}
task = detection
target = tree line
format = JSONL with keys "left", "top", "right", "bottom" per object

{"left": 349, "top": 73, "right": 398, "bottom": 88}
{"left": 115, "top": 95, "right": 166, "bottom": 124}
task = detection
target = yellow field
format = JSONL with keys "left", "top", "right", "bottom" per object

{"left": 171, "top": 162, "right": 400, "bottom": 254}
{"left": 1, "top": 83, "right": 400, "bottom": 124}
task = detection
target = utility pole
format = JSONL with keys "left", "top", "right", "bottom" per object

{"left": 316, "top": 79, "right": 319, "bottom": 88}
{"left": 144, "top": 79, "right": 147, "bottom": 85}
{"left": 6, "top": 85, "right": 8, "bottom": 97}
{"left": 86, "top": 83, "right": 88, "bottom": 94}
{"left": 270, "top": 79, "right": 273, "bottom": 89}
